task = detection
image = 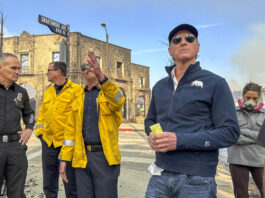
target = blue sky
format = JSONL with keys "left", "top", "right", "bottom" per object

{"left": 1, "top": 0, "right": 265, "bottom": 90}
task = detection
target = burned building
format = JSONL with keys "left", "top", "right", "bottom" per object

{"left": 3, "top": 31, "right": 151, "bottom": 123}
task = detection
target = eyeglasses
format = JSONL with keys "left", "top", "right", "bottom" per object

{"left": 47, "top": 69, "right": 57, "bottom": 72}
{"left": 10, "top": 66, "right": 21, "bottom": 72}
{"left": 171, "top": 34, "right": 196, "bottom": 45}
{"left": 81, "top": 64, "right": 92, "bottom": 71}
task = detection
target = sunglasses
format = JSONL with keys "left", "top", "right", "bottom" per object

{"left": 81, "top": 64, "right": 92, "bottom": 71}
{"left": 47, "top": 69, "right": 57, "bottom": 72}
{"left": 171, "top": 34, "right": 196, "bottom": 45}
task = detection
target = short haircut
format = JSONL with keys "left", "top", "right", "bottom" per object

{"left": 49, "top": 61, "right": 67, "bottom": 77}
{"left": 0, "top": 53, "right": 18, "bottom": 66}
{"left": 243, "top": 82, "right": 262, "bottom": 96}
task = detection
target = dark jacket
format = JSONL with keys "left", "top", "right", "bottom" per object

{"left": 0, "top": 83, "right": 35, "bottom": 135}
{"left": 145, "top": 62, "right": 240, "bottom": 177}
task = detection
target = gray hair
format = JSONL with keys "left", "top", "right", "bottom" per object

{"left": 0, "top": 53, "right": 18, "bottom": 66}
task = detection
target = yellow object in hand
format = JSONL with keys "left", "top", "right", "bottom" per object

{"left": 150, "top": 123, "right": 163, "bottom": 135}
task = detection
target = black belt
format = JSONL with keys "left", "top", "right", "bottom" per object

{"left": 0, "top": 134, "right": 20, "bottom": 143}
{"left": 86, "top": 144, "right": 103, "bottom": 152}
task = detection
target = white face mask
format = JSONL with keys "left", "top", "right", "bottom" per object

{"left": 243, "top": 100, "right": 257, "bottom": 111}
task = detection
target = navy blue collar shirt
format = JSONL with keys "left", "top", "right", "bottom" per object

{"left": 54, "top": 79, "right": 68, "bottom": 95}
{"left": 82, "top": 85, "right": 101, "bottom": 145}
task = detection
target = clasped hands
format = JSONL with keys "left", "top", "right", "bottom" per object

{"left": 148, "top": 132, "right": 177, "bottom": 152}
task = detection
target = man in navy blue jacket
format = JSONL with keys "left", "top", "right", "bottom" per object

{"left": 144, "top": 24, "right": 240, "bottom": 198}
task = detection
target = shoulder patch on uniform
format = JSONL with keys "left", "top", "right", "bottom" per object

{"left": 114, "top": 90, "right": 122, "bottom": 102}
{"left": 17, "top": 93, "right": 23, "bottom": 101}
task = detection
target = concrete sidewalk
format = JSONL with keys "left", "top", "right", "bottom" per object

{"left": 118, "top": 122, "right": 261, "bottom": 197}
{"left": 119, "top": 122, "right": 145, "bottom": 132}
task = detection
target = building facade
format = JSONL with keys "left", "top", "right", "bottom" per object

{"left": 3, "top": 31, "right": 150, "bottom": 123}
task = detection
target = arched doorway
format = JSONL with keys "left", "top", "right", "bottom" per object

{"left": 20, "top": 83, "right": 37, "bottom": 112}
{"left": 136, "top": 95, "right": 145, "bottom": 116}
{"left": 120, "top": 87, "right": 126, "bottom": 120}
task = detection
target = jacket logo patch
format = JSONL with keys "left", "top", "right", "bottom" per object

{"left": 204, "top": 141, "right": 210, "bottom": 147}
{"left": 191, "top": 80, "right": 203, "bottom": 88}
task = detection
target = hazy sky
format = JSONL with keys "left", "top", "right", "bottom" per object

{"left": 1, "top": 0, "right": 265, "bottom": 90}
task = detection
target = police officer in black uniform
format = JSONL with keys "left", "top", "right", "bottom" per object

{"left": 0, "top": 53, "right": 35, "bottom": 198}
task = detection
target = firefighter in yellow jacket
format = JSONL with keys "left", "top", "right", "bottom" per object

{"left": 59, "top": 51, "right": 124, "bottom": 198}
{"left": 35, "top": 61, "right": 83, "bottom": 198}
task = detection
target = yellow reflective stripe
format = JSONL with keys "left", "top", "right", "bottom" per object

{"left": 35, "top": 132, "right": 41, "bottom": 137}
{"left": 63, "top": 139, "right": 75, "bottom": 146}
{"left": 58, "top": 154, "right": 62, "bottom": 160}
{"left": 114, "top": 90, "right": 122, "bottom": 102}
{"left": 36, "top": 124, "right": 44, "bottom": 129}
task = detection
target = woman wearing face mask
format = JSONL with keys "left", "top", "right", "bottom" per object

{"left": 228, "top": 82, "right": 265, "bottom": 198}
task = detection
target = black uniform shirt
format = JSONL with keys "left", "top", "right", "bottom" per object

{"left": 0, "top": 83, "right": 35, "bottom": 135}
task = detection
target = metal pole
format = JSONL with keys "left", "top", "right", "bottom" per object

{"left": 66, "top": 24, "right": 70, "bottom": 77}
{"left": 0, "top": 12, "right": 4, "bottom": 55}
{"left": 106, "top": 31, "right": 109, "bottom": 78}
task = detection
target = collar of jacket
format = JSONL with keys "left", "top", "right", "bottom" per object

{"left": 52, "top": 79, "right": 72, "bottom": 93}
{"left": 165, "top": 61, "right": 201, "bottom": 77}
{"left": 0, "top": 82, "right": 17, "bottom": 90}
{"left": 54, "top": 79, "right": 68, "bottom": 91}
{"left": 11, "top": 83, "right": 18, "bottom": 90}
{"left": 84, "top": 85, "right": 100, "bottom": 92}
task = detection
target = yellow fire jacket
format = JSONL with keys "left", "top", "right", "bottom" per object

{"left": 35, "top": 79, "right": 83, "bottom": 148}
{"left": 59, "top": 80, "right": 124, "bottom": 167}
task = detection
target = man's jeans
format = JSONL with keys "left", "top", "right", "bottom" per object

{"left": 145, "top": 171, "right": 217, "bottom": 198}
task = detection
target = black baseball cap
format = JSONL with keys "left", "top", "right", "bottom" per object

{"left": 168, "top": 24, "right": 198, "bottom": 43}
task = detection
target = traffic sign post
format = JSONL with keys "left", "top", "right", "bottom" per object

{"left": 38, "top": 15, "right": 70, "bottom": 75}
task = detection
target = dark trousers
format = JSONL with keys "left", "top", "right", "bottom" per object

{"left": 41, "top": 137, "right": 77, "bottom": 198}
{"left": 229, "top": 163, "right": 264, "bottom": 198}
{"left": 75, "top": 150, "right": 120, "bottom": 198}
{"left": 0, "top": 141, "right": 28, "bottom": 198}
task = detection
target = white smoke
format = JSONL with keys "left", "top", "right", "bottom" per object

{"left": 231, "top": 23, "right": 265, "bottom": 88}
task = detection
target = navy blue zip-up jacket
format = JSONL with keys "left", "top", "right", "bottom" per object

{"left": 145, "top": 62, "right": 240, "bottom": 177}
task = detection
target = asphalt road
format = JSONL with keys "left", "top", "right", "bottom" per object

{"left": 19, "top": 129, "right": 154, "bottom": 198}
{"left": 1, "top": 126, "right": 260, "bottom": 198}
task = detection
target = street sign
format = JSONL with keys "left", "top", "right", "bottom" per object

{"left": 38, "top": 15, "right": 69, "bottom": 37}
